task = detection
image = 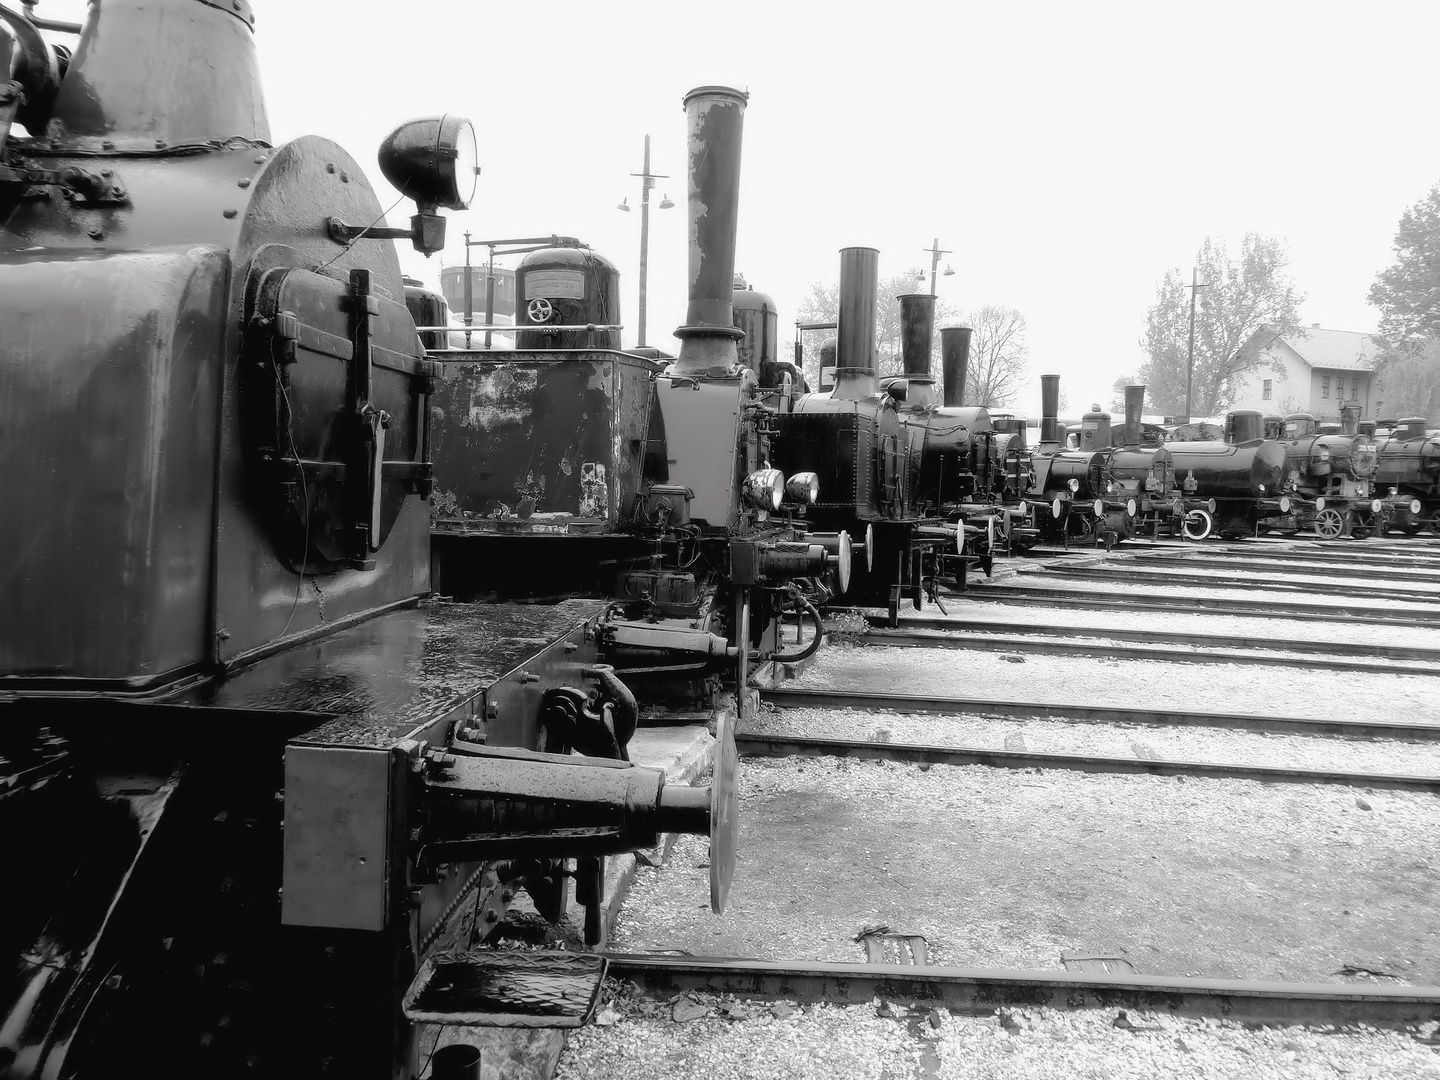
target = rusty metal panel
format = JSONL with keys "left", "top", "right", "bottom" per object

{"left": 430, "top": 352, "right": 653, "bottom": 530}
{"left": 281, "top": 743, "right": 392, "bottom": 930}
{"left": 653, "top": 376, "right": 742, "bottom": 528}
{"left": 0, "top": 246, "right": 228, "bottom": 687}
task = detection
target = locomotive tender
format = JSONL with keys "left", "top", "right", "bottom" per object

{"left": 0, "top": 4, "right": 773, "bottom": 1076}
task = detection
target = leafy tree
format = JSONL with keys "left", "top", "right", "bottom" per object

{"left": 1138, "top": 234, "right": 1304, "bottom": 417}
{"left": 794, "top": 268, "right": 959, "bottom": 388}
{"left": 1368, "top": 183, "right": 1440, "bottom": 421}
{"left": 959, "top": 304, "right": 1029, "bottom": 408}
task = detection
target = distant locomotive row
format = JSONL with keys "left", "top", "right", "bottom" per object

{"left": 572, "top": 534, "right": 1440, "bottom": 1079}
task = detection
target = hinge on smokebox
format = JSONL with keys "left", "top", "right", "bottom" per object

{"left": 402, "top": 951, "right": 607, "bottom": 1028}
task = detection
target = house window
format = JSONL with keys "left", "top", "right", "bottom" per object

{"left": 1351, "top": 377, "right": 1359, "bottom": 401}
{"left": 1321, "top": 376, "right": 1330, "bottom": 399}
{"left": 1262, "top": 379, "right": 1272, "bottom": 401}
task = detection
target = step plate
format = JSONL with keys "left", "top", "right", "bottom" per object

{"left": 403, "top": 950, "right": 607, "bottom": 1028}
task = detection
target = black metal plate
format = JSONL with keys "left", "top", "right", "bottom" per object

{"left": 710, "top": 708, "right": 738, "bottom": 914}
{"left": 402, "top": 950, "right": 607, "bottom": 1028}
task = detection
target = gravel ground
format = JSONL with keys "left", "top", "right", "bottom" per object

{"left": 746, "top": 705, "right": 1440, "bottom": 776}
{"left": 556, "top": 991, "right": 1440, "bottom": 1080}
{"left": 912, "top": 600, "right": 1440, "bottom": 651}
{"left": 992, "top": 576, "right": 1440, "bottom": 613}
{"left": 612, "top": 759, "right": 1440, "bottom": 983}
{"left": 790, "top": 641, "right": 1439, "bottom": 722}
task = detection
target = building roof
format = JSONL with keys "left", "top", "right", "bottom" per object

{"left": 1263, "top": 326, "right": 1381, "bottom": 372}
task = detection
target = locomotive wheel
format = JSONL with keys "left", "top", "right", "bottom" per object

{"left": 1181, "top": 508, "right": 1214, "bottom": 541}
{"left": 1314, "top": 507, "right": 1346, "bottom": 540}
{"left": 1430, "top": 508, "right": 1440, "bottom": 537}
{"left": 1402, "top": 522, "right": 1424, "bottom": 536}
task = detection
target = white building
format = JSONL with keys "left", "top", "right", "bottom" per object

{"left": 1229, "top": 325, "right": 1380, "bottom": 420}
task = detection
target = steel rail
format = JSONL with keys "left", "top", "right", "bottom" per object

{"left": 1126, "top": 551, "right": 1440, "bottom": 577}
{"left": 846, "top": 629, "right": 1437, "bottom": 678}
{"left": 603, "top": 954, "right": 1440, "bottom": 1026}
{"left": 757, "top": 687, "right": 1440, "bottom": 741}
{"left": 870, "top": 615, "right": 1440, "bottom": 664}
{"left": 1026, "top": 564, "right": 1440, "bottom": 604}
{"left": 964, "top": 584, "right": 1440, "bottom": 625}
{"left": 734, "top": 731, "right": 1440, "bottom": 793}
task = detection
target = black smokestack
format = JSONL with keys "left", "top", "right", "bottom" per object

{"left": 940, "top": 326, "right": 972, "bottom": 408}
{"left": 1040, "top": 374, "right": 1061, "bottom": 445}
{"left": 1123, "top": 385, "right": 1146, "bottom": 448}
{"left": 898, "top": 294, "right": 936, "bottom": 377}
{"left": 833, "top": 246, "right": 879, "bottom": 400}
{"left": 672, "top": 85, "right": 748, "bottom": 376}
{"left": 48, "top": 0, "right": 270, "bottom": 147}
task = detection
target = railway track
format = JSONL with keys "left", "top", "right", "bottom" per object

{"left": 1022, "top": 563, "right": 1440, "bottom": 604}
{"left": 1121, "top": 552, "right": 1440, "bottom": 582}
{"left": 604, "top": 953, "right": 1440, "bottom": 1027}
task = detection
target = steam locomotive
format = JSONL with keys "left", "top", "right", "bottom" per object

{"left": 0, "top": 4, "right": 790, "bottom": 1075}
{"left": 1262, "top": 413, "right": 1382, "bottom": 539}
{"left": 1164, "top": 410, "right": 1292, "bottom": 540}
{"left": 1373, "top": 417, "right": 1440, "bottom": 535}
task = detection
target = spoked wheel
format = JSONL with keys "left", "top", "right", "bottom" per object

{"left": 1351, "top": 510, "right": 1379, "bottom": 540}
{"left": 1064, "top": 512, "right": 1095, "bottom": 543}
{"left": 1181, "top": 508, "right": 1214, "bottom": 541}
{"left": 1430, "top": 508, "right": 1440, "bottom": 538}
{"left": 1314, "top": 507, "right": 1347, "bottom": 540}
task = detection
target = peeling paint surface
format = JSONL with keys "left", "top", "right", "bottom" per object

{"left": 579, "top": 462, "right": 608, "bottom": 519}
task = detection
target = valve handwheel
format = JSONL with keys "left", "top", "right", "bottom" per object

{"left": 527, "top": 297, "right": 555, "bottom": 323}
{"left": 709, "top": 708, "right": 739, "bottom": 915}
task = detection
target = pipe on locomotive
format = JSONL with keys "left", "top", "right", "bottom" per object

{"left": 940, "top": 325, "right": 973, "bottom": 408}
{"left": 898, "top": 293, "right": 937, "bottom": 408}
{"left": 671, "top": 85, "right": 749, "bottom": 378}
{"left": 833, "top": 246, "right": 880, "bottom": 400}
{"left": 1122, "top": 385, "right": 1146, "bottom": 448}
{"left": 1040, "top": 373, "right": 1062, "bottom": 445}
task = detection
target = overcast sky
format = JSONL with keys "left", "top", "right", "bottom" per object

{"left": 39, "top": 0, "right": 1440, "bottom": 413}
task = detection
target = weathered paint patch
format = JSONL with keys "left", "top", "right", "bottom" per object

{"left": 579, "top": 462, "right": 608, "bottom": 519}
{"left": 463, "top": 366, "right": 540, "bottom": 429}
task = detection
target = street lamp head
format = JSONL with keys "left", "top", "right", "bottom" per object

{"left": 617, "top": 198, "right": 631, "bottom": 212}
{"left": 943, "top": 264, "right": 955, "bottom": 277}
{"left": 659, "top": 194, "right": 674, "bottom": 209}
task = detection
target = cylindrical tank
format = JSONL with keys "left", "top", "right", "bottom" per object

{"left": 940, "top": 326, "right": 973, "bottom": 408}
{"left": 1110, "top": 446, "right": 1174, "bottom": 495}
{"left": 1077, "top": 407, "right": 1112, "bottom": 452}
{"left": 403, "top": 277, "right": 450, "bottom": 351}
{"left": 672, "top": 85, "right": 748, "bottom": 376}
{"left": 1226, "top": 410, "right": 1264, "bottom": 444}
{"left": 1121, "top": 385, "right": 1146, "bottom": 447}
{"left": 1167, "top": 440, "right": 1288, "bottom": 499}
{"left": 1044, "top": 451, "right": 1107, "bottom": 499}
{"left": 834, "top": 246, "right": 879, "bottom": 399}
{"left": 1399, "top": 417, "right": 1430, "bottom": 439}
{"left": 1040, "top": 374, "right": 1061, "bottom": 444}
{"left": 45, "top": 0, "right": 269, "bottom": 148}
{"left": 733, "top": 282, "right": 778, "bottom": 379}
{"left": 898, "top": 294, "right": 935, "bottom": 378}
{"left": 1357, "top": 419, "right": 1377, "bottom": 439}
{"left": 514, "top": 246, "right": 620, "bottom": 350}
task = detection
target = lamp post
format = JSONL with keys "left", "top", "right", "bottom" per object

{"left": 922, "top": 237, "right": 955, "bottom": 295}
{"left": 618, "top": 134, "right": 673, "bottom": 348}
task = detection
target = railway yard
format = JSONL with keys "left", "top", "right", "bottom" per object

{"left": 539, "top": 535, "right": 1440, "bottom": 1080}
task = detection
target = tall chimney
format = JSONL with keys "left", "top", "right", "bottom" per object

{"left": 1040, "top": 374, "right": 1061, "bottom": 445}
{"left": 1123, "top": 385, "right": 1146, "bottom": 448}
{"left": 671, "top": 85, "right": 748, "bottom": 378}
{"left": 898, "top": 294, "right": 936, "bottom": 377}
{"left": 46, "top": 0, "right": 269, "bottom": 148}
{"left": 940, "top": 326, "right": 972, "bottom": 408}
{"left": 833, "top": 247, "right": 879, "bottom": 400}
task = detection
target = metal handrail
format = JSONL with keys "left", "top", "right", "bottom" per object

{"left": 415, "top": 324, "right": 623, "bottom": 334}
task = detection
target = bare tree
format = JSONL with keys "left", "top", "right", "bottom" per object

{"left": 958, "top": 304, "right": 1029, "bottom": 408}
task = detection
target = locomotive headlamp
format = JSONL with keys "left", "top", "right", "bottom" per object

{"left": 1318, "top": 447, "right": 1331, "bottom": 461}
{"left": 379, "top": 114, "right": 479, "bottom": 211}
{"left": 1390, "top": 487, "right": 1399, "bottom": 497}
{"left": 1372, "top": 499, "right": 1383, "bottom": 514}
{"left": 1067, "top": 478, "right": 1080, "bottom": 493}
{"left": 785, "top": 472, "right": 820, "bottom": 505}
{"left": 1258, "top": 484, "right": 1265, "bottom": 493}
{"left": 1412, "top": 499, "right": 1423, "bottom": 515}
{"left": 1106, "top": 481, "right": 1115, "bottom": 494}
{"left": 742, "top": 469, "right": 784, "bottom": 512}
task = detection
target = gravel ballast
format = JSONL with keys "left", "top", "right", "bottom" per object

{"left": 611, "top": 758, "right": 1440, "bottom": 984}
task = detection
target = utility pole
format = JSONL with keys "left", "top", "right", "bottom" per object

{"left": 624, "top": 135, "right": 671, "bottom": 349}
{"left": 1184, "top": 267, "right": 1213, "bottom": 421}
{"left": 923, "top": 237, "right": 953, "bottom": 296}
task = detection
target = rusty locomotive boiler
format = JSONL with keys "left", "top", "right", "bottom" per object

{"left": 0, "top": 5, "right": 741, "bottom": 1078}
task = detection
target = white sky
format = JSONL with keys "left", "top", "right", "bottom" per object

{"left": 37, "top": 0, "right": 1440, "bottom": 413}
